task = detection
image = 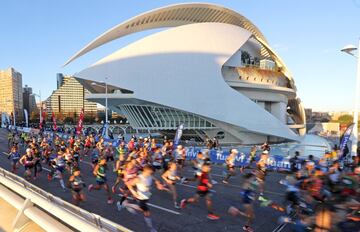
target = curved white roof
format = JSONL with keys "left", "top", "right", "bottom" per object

{"left": 64, "top": 2, "right": 268, "bottom": 66}
{"left": 76, "top": 22, "right": 299, "bottom": 141}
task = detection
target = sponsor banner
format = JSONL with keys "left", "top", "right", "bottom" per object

{"left": 76, "top": 108, "right": 84, "bottom": 135}
{"left": 185, "top": 147, "right": 292, "bottom": 170}
{"left": 339, "top": 123, "right": 354, "bottom": 159}
{"left": 173, "top": 123, "right": 184, "bottom": 147}
{"left": 24, "top": 109, "right": 29, "bottom": 128}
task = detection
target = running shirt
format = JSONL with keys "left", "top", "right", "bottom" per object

{"left": 9, "top": 151, "right": 20, "bottom": 161}
{"left": 136, "top": 174, "right": 153, "bottom": 200}
{"left": 124, "top": 167, "right": 138, "bottom": 183}
{"left": 70, "top": 176, "right": 84, "bottom": 191}
{"left": 226, "top": 155, "right": 236, "bottom": 168}
{"left": 152, "top": 152, "right": 163, "bottom": 167}
{"left": 195, "top": 158, "right": 205, "bottom": 176}
{"left": 166, "top": 169, "right": 178, "bottom": 183}
{"left": 174, "top": 149, "right": 185, "bottom": 161}
{"left": 24, "top": 155, "right": 34, "bottom": 168}
{"left": 197, "top": 172, "right": 209, "bottom": 192}
{"left": 96, "top": 165, "right": 107, "bottom": 182}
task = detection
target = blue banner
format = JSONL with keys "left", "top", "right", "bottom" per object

{"left": 173, "top": 123, "right": 184, "bottom": 147}
{"left": 185, "top": 147, "right": 292, "bottom": 171}
{"left": 339, "top": 123, "right": 354, "bottom": 159}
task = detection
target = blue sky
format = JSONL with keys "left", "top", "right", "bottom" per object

{"left": 0, "top": 0, "right": 360, "bottom": 111}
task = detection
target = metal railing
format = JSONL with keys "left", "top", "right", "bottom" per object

{"left": 0, "top": 167, "right": 133, "bottom": 232}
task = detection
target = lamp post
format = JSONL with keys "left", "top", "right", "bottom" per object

{"left": 341, "top": 39, "right": 360, "bottom": 157}
{"left": 91, "top": 78, "right": 109, "bottom": 124}
{"left": 33, "top": 91, "right": 42, "bottom": 128}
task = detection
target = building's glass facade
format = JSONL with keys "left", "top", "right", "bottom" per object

{"left": 0, "top": 67, "right": 23, "bottom": 120}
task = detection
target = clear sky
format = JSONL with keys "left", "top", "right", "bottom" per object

{"left": 1, "top": 0, "right": 360, "bottom": 111}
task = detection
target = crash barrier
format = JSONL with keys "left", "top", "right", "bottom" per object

{"left": 0, "top": 167, "right": 133, "bottom": 232}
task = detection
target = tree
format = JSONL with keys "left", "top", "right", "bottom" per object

{"left": 30, "top": 111, "right": 40, "bottom": 122}
{"left": 336, "top": 114, "right": 353, "bottom": 125}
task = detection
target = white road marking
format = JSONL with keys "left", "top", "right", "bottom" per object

{"left": 117, "top": 194, "right": 181, "bottom": 215}
{"left": 2, "top": 152, "right": 9, "bottom": 156}
{"left": 81, "top": 160, "right": 93, "bottom": 166}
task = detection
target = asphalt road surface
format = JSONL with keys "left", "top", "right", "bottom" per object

{"left": 0, "top": 129, "right": 291, "bottom": 232}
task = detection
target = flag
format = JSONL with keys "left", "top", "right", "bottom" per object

{"left": 39, "top": 111, "right": 46, "bottom": 129}
{"left": 339, "top": 123, "right": 354, "bottom": 159}
{"left": 173, "top": 123, "right": 184, "bottom": 147}
{"left": 76, "top": 108, "right": 84, "bottom": 135}
{"left": 52, "top": 112, "right": 57, "bottom": 131}
{"left": 24, "top": 109, "right": 29, "bottom": 128}
{"left": 102, "top": 122, "right": 109, "bottom": 139}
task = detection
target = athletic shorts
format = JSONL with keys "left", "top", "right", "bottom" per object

{"left": 24, "top": 164, "right": 34, "bottom": 170}
{"left": 197, "top": 190, "right": 210, "bottom": 197}
{"left": 138, "top": 199, "right": 149, "bottom": 212}
{"left": 242, "top": 190, "right": 254, "bottom": 204}
{"left": 106, "top": 156, "right": 114, "bottom": 162}
{"left": 71, "top": 188, "right": 82, "bottom": 193}
{"left": 286, "top": 191, "right": 300, "bottom": 206}
{"left": 96, "top": 177, "right": 107, "bottom": 185}
{"left": 177, "top": 159, "right": 185, "bottom": 166}
{"left": 152, "top": 165, "right": 162, "bottom": 170}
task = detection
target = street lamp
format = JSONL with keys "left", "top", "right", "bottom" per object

{"left": 91, "top": 78, "right": 109, "bottom": 124}
{"left": 33, "top": 91, "right": 42, "bottom": 128}
{"left": 341, "top": 39, "right": 360, "bottom": 157}
{"left": 5, "top": 99, "right": 15, "bottom": 127}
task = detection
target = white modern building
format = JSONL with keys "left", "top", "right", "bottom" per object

{"left": 65, "top": 3, "right": 306, "bottom": 144}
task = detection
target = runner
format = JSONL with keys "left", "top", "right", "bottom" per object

{"left": 111, "top": 153, "right": 126, "bottom": 193}
{"left": 19, "top": 148, "right": 35, "bottom": 180}
{"left": 228, "top": 173, "right": 256, "bottom": 232}
{"left": 8, "top": 145, "right": 20, "bottom": 173}
{"left": 67, "top": 167, "right": 86, "bottom": 206}
{"left": 180, "top": 163, "right": 220, "bottom": 220}
{"left": 88, "top": 158, "right": 114, "bottom": 204}
{"left": 162, "top": 162, "right": 181, "bottom": 208}
{"left": 117, "top": 165, "right": 166, "bottom": 232}
{"left": 48, "top": 151, "right": 67, "bottom": 191}
{"left": 174, "top": 145, "right": 186, "bottom": 178}
{"left": 223, "top": 149, "right": 238, "bottom": 184}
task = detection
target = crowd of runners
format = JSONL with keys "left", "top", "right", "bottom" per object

{"left": 4, "top": 130, "right": 360, "bottom": 232}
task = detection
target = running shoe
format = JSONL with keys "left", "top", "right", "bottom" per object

{"left": 207, "top": 214, "right": 220, "bottom": 220}
{"left": 180, "top": 199, "right": 187, "bottom": 209}
{"left": 88, "top": 184, "right": 94, "bottom": 192}
{"left": 116, "top": 201, "right": 123, "bottom": 212}
{"left": 211, "top": 180, "right": 218, "bottom": 185}
{"left": 242, "top": 226, "right": 254, "bottom": 232}
{"left": 174, "top": 202, "right": 180, "bottom": 209}
{"left": 47, "top": 174, "right": 52, "bottom": 181}
{"left": 180, "top": 177, "right": 187, "bottom": 184}
{"left": 107, "top": 198, "right": 114, "bottom": 204}
{"left": 222, "top": 180, "right": 229, "bottom": 184}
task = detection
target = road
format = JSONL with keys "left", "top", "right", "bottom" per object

{"left": 0, "top": 129, "right": 291, "bottom": 232}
